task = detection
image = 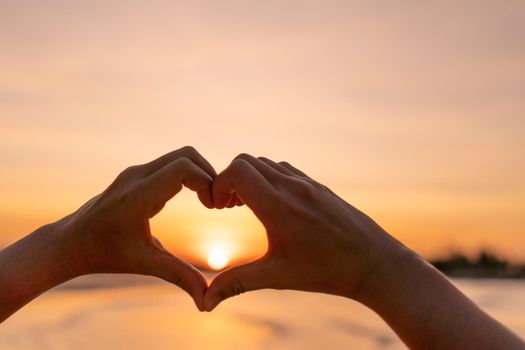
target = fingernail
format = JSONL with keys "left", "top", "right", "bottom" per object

{"left": 204, "top": 295, "right": 221, "bottom": 312}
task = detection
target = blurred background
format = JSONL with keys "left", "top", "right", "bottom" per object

{"left": 0, "top": 1, "right": 524, "bottom": 348}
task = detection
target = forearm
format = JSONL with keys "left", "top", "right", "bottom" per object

{"left": 0, "top": 222, "right": 81, "bottom": 322}
{"left": 357, "top": 246, "right": 524, "bottom": 349}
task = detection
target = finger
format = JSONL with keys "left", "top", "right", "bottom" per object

{"left": 226, "top": 195, "right": 237, "bottom": 208}
{"left": 278, "top": 161, "right": 310, "bottom": 178}
{"left": 233, "top": 193, "right": 244, "bottom": 206}
{"left": 226, "top": 192, "right": 245, "bottom": 208}
{"left": 138, "top": 146, "right": 217, "bottom": 179}
{"left": 227, "top": 193, "right": 245, "bottom": 207}
{"left": 212, "top": 159, "right": 276, "bottom": 222}
{"left": 146, "top": 250, "right": 208, "bottom": 311}
{"left": 204, "top": 258, "right": 275, "bottom": 311}
{"left": 233, "top": 153, "right": 290, "bottom": 184}
{"left": 258, "top": 157, "right": 296, "bottom": 177}
{"left": 139, "top": 157, "right": 214, "bottom": 214}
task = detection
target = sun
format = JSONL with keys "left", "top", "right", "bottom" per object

{"left": 207, "top": 247, "right": 230, "bottom": 270}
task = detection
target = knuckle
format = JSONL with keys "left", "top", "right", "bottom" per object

{"left": 234, "top": 153, "right": 253, "bottom": 162}
{"left": 173, "top": 156, "right": 194, "bottom": 170}
{"left": 278, "top": 161, "right": 291, "bottom": 167}
{"left": 229, "top": 276, "right": 246, "bottom": 297}
{"left": 117, "top": 165, "right": 140, "bottom": 181}
{"left": 294, "top": 179, "right": 317, "bottom": 199}
{"left": 180, "top": 145, "right": 198, "bottom": 156}
{"left": 229, "top": 158, "right": 251, "bottom": 173}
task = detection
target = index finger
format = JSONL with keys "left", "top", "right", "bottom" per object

{"left": 138, "top": 157, "right": 214, "bottom": 216}
{"left": 213, "top": 158, "right": 277, "bottom": 223}
{"left": 138, "top": 146, "right": 217, "bottom": 179}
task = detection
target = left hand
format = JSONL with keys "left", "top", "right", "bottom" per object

{"left": 54, "top": 146, "right": 215, "bottom": 310}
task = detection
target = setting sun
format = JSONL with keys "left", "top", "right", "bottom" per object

{"left": 207, "top": 247, "right": 230, "bottom": 270}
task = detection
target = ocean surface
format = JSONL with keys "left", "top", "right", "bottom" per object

{"left": 1, "top": 275, "right": 524, "bottom": 349}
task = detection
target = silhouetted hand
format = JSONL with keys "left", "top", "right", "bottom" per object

{"left": 204, "top": 154, "right": 525, "bottom": 349}
{"left": 204, "top": 153, "right": 404, "bottom": 311}
{"left": 56, "top": 146, "right": 215, "bottom": 310}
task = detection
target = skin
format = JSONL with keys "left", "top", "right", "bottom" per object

{"left": 205, "top": 154, "right": 525, "bottom": 350}
{"left": 0, "top": 149, "right": 523, "bottom": 349}
{"left": 0, "top": 146, "right": 215, "bottom": 321}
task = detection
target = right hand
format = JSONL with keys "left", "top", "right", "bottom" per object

{"left": 204, "top": 154, "right": 409, "bottom": 311}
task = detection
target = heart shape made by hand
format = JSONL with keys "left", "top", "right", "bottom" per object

{"left": 65, "top": 147, "right": 392, "bottom": 315}
{"left": 198, "top": 153, "right": 390, "bottom": 313}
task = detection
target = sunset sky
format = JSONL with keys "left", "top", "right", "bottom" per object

{"left": 1, "top": 1, "right": 524, "bottom": 266}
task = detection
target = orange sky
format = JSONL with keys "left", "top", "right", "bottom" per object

{"left": 1, "top": 1, "right": 524, "bottom": 265}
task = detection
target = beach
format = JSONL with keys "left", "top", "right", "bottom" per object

{"left": 1, "top": 275, "right": 524, "bottom": 349}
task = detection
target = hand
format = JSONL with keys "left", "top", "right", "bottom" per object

{"left": 55, "top": 146, "right": 215, "bottom": 310}
{"left": 204, "top": 154, "right": 406, "bottom": 311}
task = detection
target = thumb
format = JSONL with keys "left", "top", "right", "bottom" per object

{"left": 204, "top": 258, "right": 275, "bottom": 311}
{"left": 145, "top": 250, "right": 208, "bottom": 311}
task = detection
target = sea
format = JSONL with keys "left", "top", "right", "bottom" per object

{"left": 1, "top": 274, "right": 524, "bottom": 349}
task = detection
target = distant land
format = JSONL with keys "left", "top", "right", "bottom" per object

{"left": 194, "top": 250, "right": 525, "bottom": 279}
{"left": 430, "top": 250, "right": 525, "bottom": 279}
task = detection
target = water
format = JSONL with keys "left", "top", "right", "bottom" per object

{"left": 1, "top": 275, "right": 524, "bottom": 349}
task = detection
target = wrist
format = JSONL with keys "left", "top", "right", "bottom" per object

{"left": 353, "top": 239, "right": 424, "bottom": 308}
{"left": 45, "top": 219, "right": 90, "bottom": 280}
